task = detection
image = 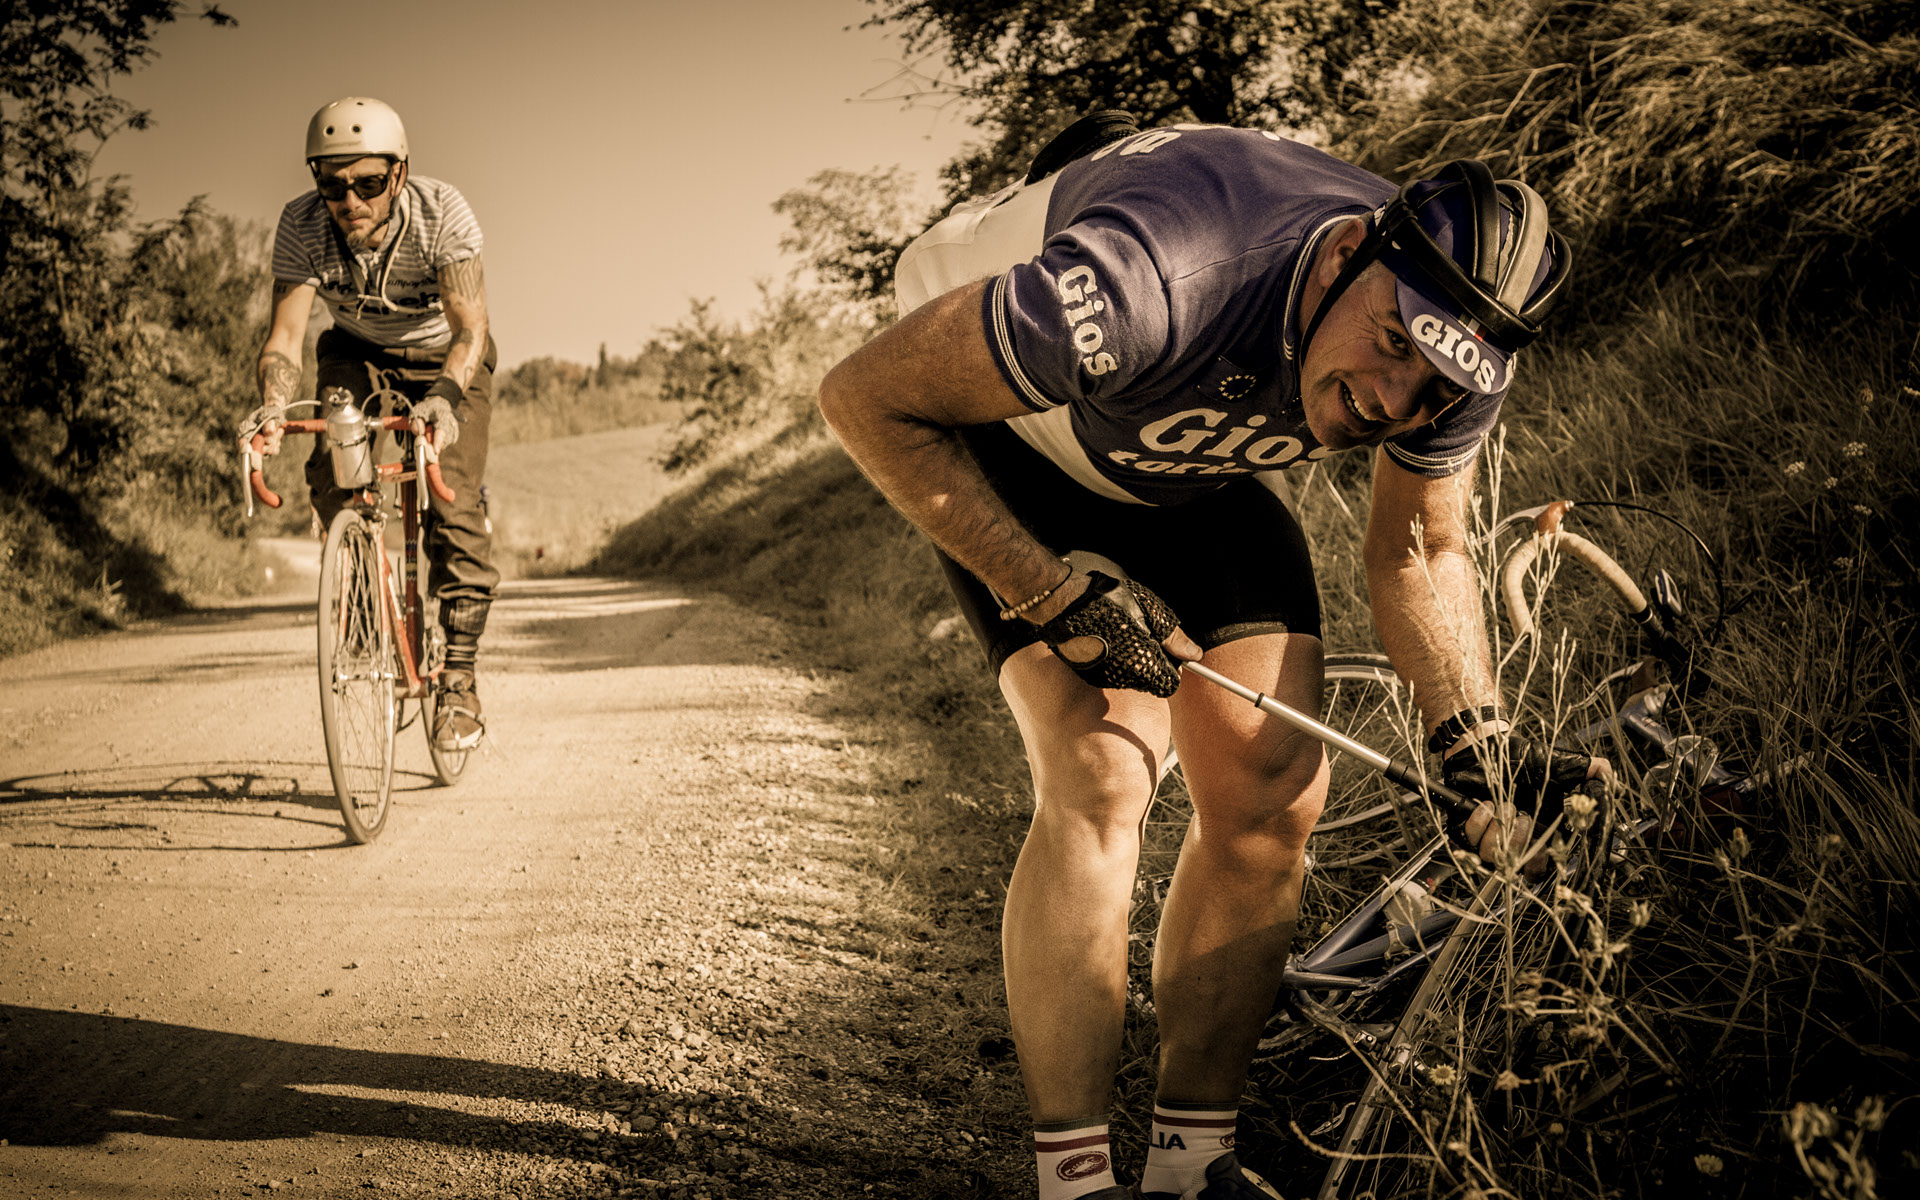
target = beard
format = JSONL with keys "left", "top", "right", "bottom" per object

{"left": 342, "top": 219, "right": 387, "bottom": 252}
{"left": 337, "top": 204, "right": 391, "bottom": 251}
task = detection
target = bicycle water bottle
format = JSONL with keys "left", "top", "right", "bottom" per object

{"left": 323, "top": 388, "right": 375, "bottom": 489}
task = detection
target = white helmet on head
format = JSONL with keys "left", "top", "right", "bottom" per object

{"left": 305, "top": 97, "right": 408, "bottom": 165}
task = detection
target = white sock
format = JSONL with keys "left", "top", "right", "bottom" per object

{"left": 1139, "top": 1101, "right": 1237, "bottom": 1196}
{"left": 1035, "top": 1116, "right": 1118, "bottom": 1200}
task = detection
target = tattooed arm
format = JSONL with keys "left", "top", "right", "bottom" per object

{"left": 436, "top": 254, "right": 490, "bottom": 393}
{"left": 255, "top": 279, "right": 316, "bottom": 454}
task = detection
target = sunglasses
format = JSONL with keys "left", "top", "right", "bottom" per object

{"left": 315, "top": 172, "right": 393, "bottom": 203}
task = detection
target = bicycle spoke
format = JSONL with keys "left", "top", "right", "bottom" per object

{"left": 318, "top": 510, "right": 396, "bottom": 843}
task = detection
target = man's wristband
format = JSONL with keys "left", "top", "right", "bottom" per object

{"left": 1428, "top": 705, "right": 1503, "bottom": 757}
{"left": 425, "top": 376, "right": 466, "bottom": 411}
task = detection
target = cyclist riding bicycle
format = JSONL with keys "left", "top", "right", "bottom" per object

{"left": 251, "top": 96, "right": 498, "bottom": 753}
{"left": 818, "top": 115, "right": 1609, "bottom": 1200}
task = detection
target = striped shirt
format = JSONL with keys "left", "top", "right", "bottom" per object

{"left": 271, "top": 175, "right": 484, "bottom": 352}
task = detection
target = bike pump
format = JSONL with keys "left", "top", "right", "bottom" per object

{"left": 1177, "top": 660, "right": 1482, "bottom": 826}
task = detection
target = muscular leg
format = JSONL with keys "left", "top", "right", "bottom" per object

{"left": 998, "top": 642, "right": 1173, "bottom": 1122}
{"left": 1153, "top": 632, "right": 1327, "bottom": 1104}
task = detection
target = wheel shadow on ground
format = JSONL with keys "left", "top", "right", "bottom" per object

{"left": 0, "top": 760, "right": 443, "bottom": 852}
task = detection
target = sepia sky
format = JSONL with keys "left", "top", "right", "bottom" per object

{"left": 93, "top": 0, "right": 973, "bottom": 367}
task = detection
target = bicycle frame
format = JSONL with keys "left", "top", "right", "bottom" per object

{"left": 1271, "top": 678, "right": 1743, "bottom": 1005}
{"left": 248, "top": 412, "right": 456, "bottom": 700}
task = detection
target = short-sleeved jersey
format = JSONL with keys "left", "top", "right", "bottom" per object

{"left": 979, "top": 126, "right": 1502, "bottom": 505}
{"left": 271, "top": 175, "right": 484, "bottom": 353}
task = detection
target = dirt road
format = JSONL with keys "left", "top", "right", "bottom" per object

{"left": 0, "top": 445, "right": 1027, "bottom": 1197}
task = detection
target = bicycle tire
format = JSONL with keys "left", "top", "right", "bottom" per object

{"left": 1314, "top": 818, "right": 1606, "bottom": 1200}
{"left": 423, "top": 688, "right": 471, "bottom": 786}
{"left": 1144, "top": 654, "right": 1412, "bottom": 884}
{"left": 1304, "top": 655, "right": 1427, "bottom": 920}
{"left": 317, "top": 507, "right": 397, "bottom": 843}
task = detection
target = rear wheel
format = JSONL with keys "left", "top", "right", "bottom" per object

{"left": 423, "top": 685, "right": 471, "bottom": 786}
{"left": 317, "top": 508, "right": 397, "bottom": 844}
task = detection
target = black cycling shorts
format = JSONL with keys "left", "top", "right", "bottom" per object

{"left": 936, "top": 421, "right": 1323, "bottom": 676}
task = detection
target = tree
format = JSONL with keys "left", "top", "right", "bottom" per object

{"left": 0, "top": 0, "right": 234, "bottom": 470}
{"left": 865, "top": 0, "right": 1401, "bottom": 199}
{"left": 773, "top": 165, "right": 926, "bottom": 323}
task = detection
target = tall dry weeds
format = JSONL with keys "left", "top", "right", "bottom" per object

{"left": 1350, "top": 0, "right": 1920, "bottom": 318}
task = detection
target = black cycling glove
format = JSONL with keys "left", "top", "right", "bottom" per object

{"left": 1034, "top": 571, "right": 1183, "bottom": 697}
{"left": 1440, "top": 736, "right": 1593, "bottom": 848}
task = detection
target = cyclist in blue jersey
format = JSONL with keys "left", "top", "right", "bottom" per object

{"left": 819, "top": 115, "right": 1608, "bottom": 1200}
{"left": 249, "top": 97, "right": 497, "bottom": 753}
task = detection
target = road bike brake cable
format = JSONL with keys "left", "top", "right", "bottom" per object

{"left": 1558, "top": 500, "right": 1730, "bottom": 651}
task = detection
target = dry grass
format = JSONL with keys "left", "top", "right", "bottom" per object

{"left": 1355, "top": 0, "right": 1920, "bottom": 315}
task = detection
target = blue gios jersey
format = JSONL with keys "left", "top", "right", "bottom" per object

{"left": 980, "top": 125, "right": 1503, "bottom": 505}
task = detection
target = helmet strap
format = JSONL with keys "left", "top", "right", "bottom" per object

{"left": 1295, "top": 219, "right": 1388, "bottom": 389}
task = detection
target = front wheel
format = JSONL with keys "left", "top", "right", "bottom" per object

{"left": 317, "top": 508, "right": 397, "bottom": 843}
{"left": 1314, "top": 809, "right": 1611, "bottom": 1200}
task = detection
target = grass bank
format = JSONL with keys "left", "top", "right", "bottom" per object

{"left": 0, "top": 450, "right": 276, "bottom": 659}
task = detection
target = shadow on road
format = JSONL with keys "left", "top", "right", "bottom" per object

{"left": 141, "top": 595, "right": 315, "bottom": 627}
{"left": 0, "top": 761, "right": 444, "bottom": 852}
{"left": 0, "top": 1004, "right": 989, "bottom": 1193}
{"left": 0, "top": 1004, "right": 635, "bottom": 1155}
{"left": 7, "top": 647, "right": 315, "bottom": 689}
{"left": 494, "top": 579, "right": 766, "bottom": 674}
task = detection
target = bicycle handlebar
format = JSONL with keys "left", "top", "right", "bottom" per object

{"left": 1500, "top": 500, "right": 1703, "bottom": 690}
{"left": 247, "top": 416, "right": 455, "bottom": 509}
{"left": 1499, "top": 502, "right": 1647, "bottom": 637}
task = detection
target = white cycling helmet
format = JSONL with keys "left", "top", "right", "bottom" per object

{"left": 305, "top": 97, "right": 408, "bottom": 164}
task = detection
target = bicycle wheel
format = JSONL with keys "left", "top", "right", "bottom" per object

{"left": 423, "top": 687, "right": 470, "bottom": 786}
{"left": 1314, "top": 826, "right": 1607, "bottom": 1200}
{"left": 1305, "top": 654, "right": 1427, "bottom": 919}
{"left": 1144, "top": 653, "right": 1414, "bottom": 886}
{"left": 317, "top": 507, "right": 397, "bottom": 843}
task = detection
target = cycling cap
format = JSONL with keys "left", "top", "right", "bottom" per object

{"left": 305, "top": 97, "right": 408, "bottom": 165}
{"left": 1302, "top": 159, "right": 1570, "bottom": 396}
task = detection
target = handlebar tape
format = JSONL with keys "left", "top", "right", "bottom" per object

{"left": 246, "top": 420, "right": 455, "bottom": 509}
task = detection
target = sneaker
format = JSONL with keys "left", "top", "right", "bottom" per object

{"left": 1139, "top": 1153, "right": 1285, "bottom": 1200}
{"left": 432, "top": 670, "right": 484, "bottom": 751}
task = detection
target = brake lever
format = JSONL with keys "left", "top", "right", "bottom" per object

{"left": 1634, "top": 584, "right": 1710, "bottom": 699}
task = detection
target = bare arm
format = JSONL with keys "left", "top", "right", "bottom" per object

{"left": 818, "top": 279, "right": 1083, "bottom": 620}
{"left": 257, "top": 279, "right": 315, "bottom": 408}
{"left": 436, "top": 254, "right": 489, "bottom": 391}
{"left": 1367, "top": 451, "right": 1610, "bottom": 873}
{"left": 1363, "top": 451, "right": 1504, "bottom": 745}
